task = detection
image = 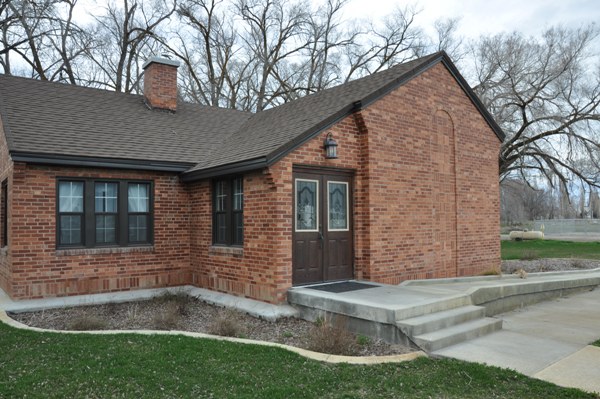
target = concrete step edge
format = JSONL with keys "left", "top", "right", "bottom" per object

{"left": 393, "top": 295, "right": 472, "bottom": 321}
{"left": 412, "top": 317, "right": 502, "bottom": 352}
{"left": 397, "top": 305, "right": 486, "bottom": 336}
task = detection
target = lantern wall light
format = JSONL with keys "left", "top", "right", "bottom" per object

{"left": 323, "top": 133, "right": 338, "bottom": 159}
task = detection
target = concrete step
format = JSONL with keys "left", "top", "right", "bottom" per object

{"left": 393, "top": 295, "right": 473, "bottom": 321}
{"left": 397, "top": 305, "right": 486, "bottom": 336}
{"left": 412, "top": 317, "right": 502, "bottom": 352}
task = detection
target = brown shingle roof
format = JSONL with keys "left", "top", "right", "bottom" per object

{"left": 0, "top": 75, "right": 251, "bottom": 167}
{"left": 0, "top": 52, "right": 504, "bottom": 178}
{"left": 188, "top": 53, "right": 442, "bottom": 173}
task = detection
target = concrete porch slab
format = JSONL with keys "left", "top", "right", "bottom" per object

{"left": 289, "top": 269, "right": 600, "bottom": 324}
{"left": 288, "top": 269, "right": 600, "bottom": 352}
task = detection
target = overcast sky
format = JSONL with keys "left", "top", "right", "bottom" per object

{"left": 345, "top": 0, "right": 600, "bottom": 39}
{"left": 72, "top": 0, "right": 600, "bottom": 42}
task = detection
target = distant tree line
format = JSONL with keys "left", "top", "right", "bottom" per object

{"left": 2, "top": 0, "right": 600, "bottom": 197}
{"left": 501, "top": 178, "right": 600, "bottom": 224}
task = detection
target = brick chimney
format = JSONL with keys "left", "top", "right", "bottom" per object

{"left": 142, "top": 56, "right": 180, "bottom": 112}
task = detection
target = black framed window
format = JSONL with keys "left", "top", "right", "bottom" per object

{"left": 1, "top": 179, "right": 8, "bottom": 247}
{"left": 213, "top": 177, "right": 243, "bottom": 246}
{"left": 57, "top": 179, "right": 153, "bottom": 248}
{"left": 95, "top": 182, "right": 118, "bottom": 244}
{"left": 232, "top": 178, "right": 243, "bottom": 244}
{"left": 58, "top": 181, "right": 84, "bottom": 246}
{"left": 128, "top": 183, "right": 150, "bottom": 243}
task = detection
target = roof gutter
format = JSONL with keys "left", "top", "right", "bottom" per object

{"left": 10, "top": 152, "right": 195, "bottom": 172}
{"left": 180, "top": 157, "right": 268, "bottom": 182}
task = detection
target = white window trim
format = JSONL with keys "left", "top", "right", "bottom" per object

{"left": 295, "top": 178, "right": 319, "bottom": 232}
{"left": 327, "top": 181, "right": 349, "bottom": 232}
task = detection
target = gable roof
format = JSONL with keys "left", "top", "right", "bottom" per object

{"left": 182, "top": 51, "right": 505, "bottom": 180}
{"left": 0, "top": 51, "right": 504, "bottom": 178}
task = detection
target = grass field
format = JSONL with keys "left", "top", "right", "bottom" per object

{"left": 501, "top": 240, "right": 600, "bottom": 260}
{"left": 0, "top": 322, "right": 593, "bottom": 398}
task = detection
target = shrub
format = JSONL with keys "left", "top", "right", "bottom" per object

{"left": 208, "top": 308, "right": 245, "bottom": 337}
{"left": 480, "top": 268, "right": 501, "bottom": 276}
{"left": 125, "top": 303, "right": 140, "bottom": 324}
{"left": 153, "top": 291, "right": 192, "bottom": 316}
{"left": 152, "top": 302, "right": 181, "bottom": 330}
{"left": 305, "top": 315, "right": 358, "bottom": 356}
{"left": 68, "top": 315, "right": 108, "bottom": 331}
{"left": 356, "top": 334, "right": 372, "bottom": 347}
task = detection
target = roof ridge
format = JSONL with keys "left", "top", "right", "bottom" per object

{"left": 0, "top": 73, "right": 252, "bottom": 116}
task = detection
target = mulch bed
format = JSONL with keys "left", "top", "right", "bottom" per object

{"left": 501, "top": 258, "right": 600, "bottom": 274}
{"left": 9, "top": 294, "right": 414, "bottom": 357}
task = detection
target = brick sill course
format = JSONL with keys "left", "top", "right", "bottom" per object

{"left": 56, "top": 246, "right": 154, "bottom": 256}
{"left": 209, "top": 245, "right": 243, "bottom": 257}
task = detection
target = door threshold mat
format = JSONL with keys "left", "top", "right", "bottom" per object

{"left": 306, "top": 281, "right": 379, "bottom": 293}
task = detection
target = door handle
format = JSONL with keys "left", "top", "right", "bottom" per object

{"left": 318, "top": 225, "right": 324, "bottom": 248}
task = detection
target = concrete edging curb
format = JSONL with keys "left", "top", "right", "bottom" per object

{"left": 0, "top": 310, "right": 426, "bottom": 365}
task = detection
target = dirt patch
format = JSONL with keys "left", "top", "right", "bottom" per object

{"left": 502, "top": 258, "right": 600, "bottom": 274}
{"left": 8, "top": 293, "right": 414, "bottom": 357}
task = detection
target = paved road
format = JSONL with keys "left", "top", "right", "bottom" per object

{"left": 434, "top": 288, "right": 600, "bottom": 394}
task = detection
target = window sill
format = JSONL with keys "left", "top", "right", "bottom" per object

{"left": 209, "top": 245, "right": 243, "bottom": 257}
{"left": 0, "top": 246, "right": 7, "bottom": 256}
{"left": 56, "top": 246, "right": 154, "bottom": 256}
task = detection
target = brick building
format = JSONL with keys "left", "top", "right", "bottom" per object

{"left": 0, "top": 52, "right": 504, "bottom": 303}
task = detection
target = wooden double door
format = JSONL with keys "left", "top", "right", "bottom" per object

{"left": 292, "top": 168, "right": 353, "bottom": 285}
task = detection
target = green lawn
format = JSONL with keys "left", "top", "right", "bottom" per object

{"left": 0, "top": 323, "right": 593, "bottom": 398}
{"left": 501, "top": 240, "right": 600, "bottom": 260}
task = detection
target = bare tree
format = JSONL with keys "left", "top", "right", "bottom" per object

{"left": 3, "top": 0, "right": 59, "bottom": 78}
{"left": 87, "top": 0, "right": 176, "bottom": 92}
{"left": 45, "top": 0, "right": 93, "bottom": 84}
{"left": 501, "top": 178, "right": 551, "bottom": 223}
{"left": 589, "top": 189, "right": 600, "bottom": 218}
{"left": 0, "top": 0, "right": 19, "bottom": 73}
{"left": 274, "top": 0, "right": 356, "bottom": 99}
{"left": 236, "top": 0, "right": 310, "bottom": 111}
{"left": 163, "top": 0, "right": 251, "bottom": 108}
{"left": 470, "top": 26, "right": 600, "bottom": 194}
{"left": 430, "top": 17, "right": 465, "bottom": 62}
{"left": 1, "top": 0, "right": 93, "bottom": 82}
{"left": 341, "top": 4, "right": 426, "bottom": 81}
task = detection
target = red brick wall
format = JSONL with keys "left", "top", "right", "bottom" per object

{"left": 7, "top": 164, "right": 191, "bottom": 299}
{"left": 189, "top": 62, "right": 500, "bottom": 303}
{"left": 355, "top": 62, "right": 501, "bottom": 282}
{"left": 0, "top": 116, "right": 12, "bottom": 296}
{"left": 189, "top": 172, "right": 289, "bottom": 303}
